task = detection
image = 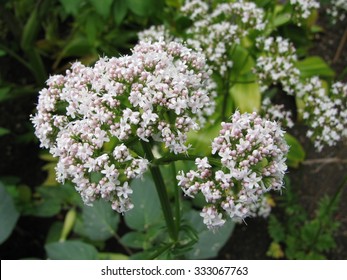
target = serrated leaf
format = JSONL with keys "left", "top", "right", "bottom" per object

{"left": 296, "top": 56, "right": 335, "bottom": 79}
{"left": 45, "top": 240, "right": 98, "bottom": 260}
{"left": 230, "top": 82, "right": 261, "bottom": 113}
{"left": 184, "top": 210, "right": 235, "bottom": 259}
{"left": 80, "top": 200, "right": 120, "bottom": 241}
{"left": 284, "top": 133, "right": 306, "bottom": 168}
{"left": 0, "top": 182, "right": 20, "bottom": 244}
{"left": 124, "top": 174, "right": 162, "bottom": 231}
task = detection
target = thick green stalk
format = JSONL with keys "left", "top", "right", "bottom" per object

{"left": 170, "top": 162, "right": 181, "bottom": 234}
{"left": 141, "top": 141, "right": 178, "bottom": 241}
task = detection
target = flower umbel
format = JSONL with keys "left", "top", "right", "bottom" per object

{"left": 177, "top": 111, "right": 289, "bottom": 229}
{"left": 31, "top": 40, "right": 216, "bottom": 213}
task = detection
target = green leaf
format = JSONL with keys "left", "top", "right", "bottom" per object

{"left": 124, "top": 174, "right": 162, "bottom": 231}
{"left": 88, "top": 0, "right": 114, "bottom": 18}
{"left": 80, "top": 200, "right": 120, "bottom": 241}
{"left": 268, "top": 215, "right": 285, "bottom": 242}
{"left": 60, "top": 208, "right": 77, "bottom": 241}
{"left": 45, "top": 240, "right": 98, "bottom": 260}
{"left": 0, "top": 49, "right": 6, "bottom": 56}
{"left": 266, "top": 241, "right": 284, "bottom": 259}
{"left": 284, "top": 133, "right": 306, "bottom": 168}
{"left": 46, "top": 222, "right": 64, "bottom": 244}
{"left": 98, "top": 252, "right": 129, "bottom": 260}
{"left": 273, "top": 13, "right": 291, "bottom": 27}
{"left": 120, "top": 232, "right": 147, "bottom": 249}
{"left": 21, "top": 8, "right": 40, "bottom": 50}
{"left": 84, "top": 14, "right": 103, "bottom": 44}
{"left": 59, "top": 0, "right": 81, "bottom": 16}
{"left": 0, "top": 127, "right": 10, "bottom": 136}
{"left": 186, "top": 125, "right": 220, "bottom": 156}
{"left": 113, "top": 0, "right": 128, "bottom": 25}
{"left": 25, "top": 185, "right": 81, "bottom": 217}
{"left": 165, "top": 0, "right": 181, "bottom": 8}
{"left": 41, "top": 162, "right": 59, "bottom": 186}
{"left": 254, "top": 0, "right": 272, "bottom": 7}
{"left": 296, "top": 56, "right": 335, "bottom": 79}
{"left": 184, "top": 210, "right": 235, "bottom": 259}
{"left": 229, "top": 45, "right": 254, "bottom": 76}
{"left": 0, "top": 87, "right": 11, "bottom": 102}
{"left": 126, "top": 0, "right": 162, "bottom": 17}
{"left": 229, "top": 82, "right": 261, "bottom": 113}
{"left": 0, "top": 182, "right": 20, "bottom": 244}
{"left": 54, "top": 37, "right": 94, "bottom": 69}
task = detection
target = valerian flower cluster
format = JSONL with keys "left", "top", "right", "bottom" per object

{"left": 299, "top": 79, "right": 347, "bottom": 151}
{"left": 327, "top": 0, "right": 347, "bottom": 23}
{"left": 177, "top": 111, "right": 288, "bottom": 229}
{"left": 254, "top": 36, "right": 347, "bottom": 150}
{"left": 254, "top": 36, "right": 300, "bottom": 96}
{"left": 289, "top": 0, "right": 320, "bottom": 25}
{"left": 139, "top": 0, "right": 265, "bottom": 77}
{"left": 32, "top": 40, "right": 216, "bottom": 213}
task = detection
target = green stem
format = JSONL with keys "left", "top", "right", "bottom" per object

{"left": 221, "top": 70, "right": 231, "bottom": 121}
{"left": 221, "top": 44, "right": 237, "bottom": 121}
{"left": 141, "top": 141, "right": 178, "bottom": 241}
{"left": 149, "top": 242, "right": 173, "bottom": 260}
{"left": 170, "top": 162, "right": 180, "bottom": 234}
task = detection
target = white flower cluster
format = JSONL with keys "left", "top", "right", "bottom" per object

{"left": 31, "top": 40, "right": 216, "bottom": 213}
{"left": 177, "top": 111, "right": 288, "bottom": 229}
{"left": 254, "top": 36, "right": 300, "bottom": 95}
{"left": 248, "top": 195, "right": 272, "bottom": 219}
{"left": 139, "top": 0, "right": 266, "bottom": 77}
{"left": 181, "top": 0, "right": 266, "bottom": 76}
{"left": 261, "top": 97, "right": 294, "bottom": 128}
{"left": 138, "top": 25, "right": 173, "bottom": 43}
{"left": 289, "top": 0, "right": 320, "bottom": 24}
{"left": 301, "top": 78, "right": 347, "bottom": 151}
{"left": 327, "top": 0, "right": 347, "bottom": 23}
